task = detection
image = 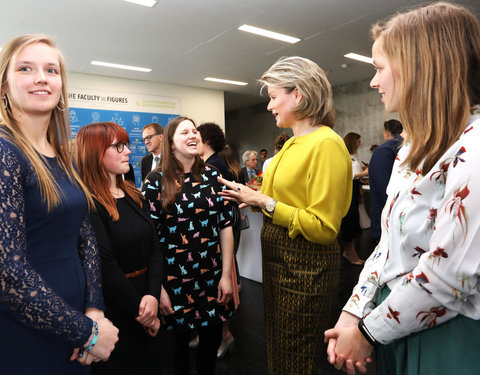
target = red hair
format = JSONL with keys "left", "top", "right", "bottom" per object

{"left": 76, "top": 122, "right": 143, "bottom": 221}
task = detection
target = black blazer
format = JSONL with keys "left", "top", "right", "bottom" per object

{"left": 89, "top": 194, "right": 163, "bottom": 318}
{"left": 141, "top": 154, "right": 153, "bottom": 181}
{"left": 239, "top": 167, "right": 260, "bottom": 185}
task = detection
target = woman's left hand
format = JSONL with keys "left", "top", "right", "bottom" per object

{"left": 324, "top": 325, "right": 373, "bottom": 375}
{"left": 144, "top": 317, "right": 161, "bottom": 337}
{"left": 217, "top": 176, "right": 270, "bottom": 209}
{"left": 136, "top": 295, "right": 159, "bottom": 326}
{"left": 217, "top": 275, "right": 233, "bottom": 305}
{"left": 70, "top": 307, "right": 106, "bottom": 363}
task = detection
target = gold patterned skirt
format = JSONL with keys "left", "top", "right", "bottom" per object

{"left": 261, "top": 217, "right": 340, "bottom": 375}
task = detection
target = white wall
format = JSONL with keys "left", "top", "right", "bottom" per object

{"left": 333, "top": 78, "right": 400, "bottom": 163}
{"left": 67, "top": 72, "right": 225, "bottom": 129}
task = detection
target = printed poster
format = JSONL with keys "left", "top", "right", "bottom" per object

{"left": 68, "top": 88, "right": 180, "bottom": 187}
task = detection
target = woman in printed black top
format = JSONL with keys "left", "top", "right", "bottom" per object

{"left": 143, "top": 116, "right": 234, "bottom": 375}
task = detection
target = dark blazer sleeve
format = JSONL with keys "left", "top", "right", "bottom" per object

{"left": 89, "top": 201, "right": 144, "bottom": 318}
{"left": 140, "top": 199, "right": 163, "bottom": 299}
{"left": 141, "top": 154, "right": 153, "bottom": 181}
{"left": 239, "top": 167, "right": 247, "bottom": 185}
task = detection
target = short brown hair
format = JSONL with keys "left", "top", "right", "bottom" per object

{"left": 142, "top": 122, "right": 164, "bottom": 134}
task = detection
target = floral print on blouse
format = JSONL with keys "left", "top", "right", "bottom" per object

{"left": 344, "top": 107, "right": 480, "bottom": 344}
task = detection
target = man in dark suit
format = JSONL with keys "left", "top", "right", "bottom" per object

{"left": 141, "top": 123, "right": 164, "bottom": 181}
{"left": 239, "top": 150, "right": 260, "bottom": 185}
{"left": 369, "top": 119, "right": 404, "bottom": 246}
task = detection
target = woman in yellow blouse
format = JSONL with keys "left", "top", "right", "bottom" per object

{"left": 219, "top": 56, "right": 352, "bottom": 375}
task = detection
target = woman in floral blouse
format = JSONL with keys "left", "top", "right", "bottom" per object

{"left": 325, "top": 3, "right": 480, "bottom": 375}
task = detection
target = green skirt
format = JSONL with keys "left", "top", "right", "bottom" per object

{"left": 261, "top": 217, "right": 340, "bottom": 375}
{"left": 377, "top": 286, "right": 480, "bottom": 375}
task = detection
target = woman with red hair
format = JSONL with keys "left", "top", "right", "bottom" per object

{"left": 76, "top": 122, "right": 163, "bottom": 373}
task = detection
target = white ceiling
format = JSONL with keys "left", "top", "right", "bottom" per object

{"left": 2, "top": 0, "right": 479, "bottom": 110}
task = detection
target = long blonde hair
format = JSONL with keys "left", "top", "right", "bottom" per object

{"left": 0, "top": 34, "right": 92, "bottom": 210}
{"left": 372, "top": 2, "right": 480, "bottom": 174}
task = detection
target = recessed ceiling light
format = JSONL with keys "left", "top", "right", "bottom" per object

{"left": 344, "top": 53, "right": 373, "bottom": 64}
{"left": 123, "top": 0, "right": 157, "bottom": 7}
{"left": 204, "top": 77, "right": 248, "bottom": 86}
{"left": 91, "top": 60, "right": 152, "bottom": 72}
{"left": 238, "top": 25, "right": 300, "bottom": 44}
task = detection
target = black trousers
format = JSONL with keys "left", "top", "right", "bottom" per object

{"left": 171, "top": 323, "right": 222, "bottom": 375}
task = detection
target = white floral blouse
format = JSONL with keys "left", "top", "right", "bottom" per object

{"left": 344, "top": 107, "right": 480, "bottom": 344}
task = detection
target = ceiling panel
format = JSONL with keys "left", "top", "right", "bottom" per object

{"left": 0, "top": 0, "right": 478, "bottom": 110}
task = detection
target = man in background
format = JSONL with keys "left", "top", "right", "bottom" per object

{"left": 369, "top": 119, "right": 404, "bottom": 246}
{"left": 239, "top": 150, "right": 260, "bottom": 185}
{"left": 258, "top": 148, "right": 268, "bottom": 170}
{"left": 141, "top": 123, "right": 164, "bottom": 181}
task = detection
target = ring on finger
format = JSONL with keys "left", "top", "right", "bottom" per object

{"left": 237, "top": 186, "right": 241, "bottom": 191}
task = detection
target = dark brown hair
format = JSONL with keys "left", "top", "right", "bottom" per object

{"left": 343, "top": 132, "right": 361, "bottom": 155}
{"left": 159, "top": 116, "right": 205, "bottom": 209}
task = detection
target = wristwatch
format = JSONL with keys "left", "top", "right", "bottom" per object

{"left": 265, "top": 198, "right": 277, "bottom": 215}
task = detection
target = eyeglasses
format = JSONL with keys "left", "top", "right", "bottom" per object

{"left": 110, "top": 143, "right": 129, "bottom": 153}
{"left": 142, "top": 133, "right": 161, "bottom": 143}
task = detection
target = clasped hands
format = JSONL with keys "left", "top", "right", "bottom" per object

{"left": 324, "top": 311, "right": 373, "bottom": 375}
{"left": 136, "top": 294, "right": 160, "bottom": 337}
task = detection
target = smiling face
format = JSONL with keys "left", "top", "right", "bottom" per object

{"left": 172, "top": 119, "right": 199, "bottom": 162}
{"left": 4, "top": 42, "right": 62, "bottom": 116}
{"left": 102, "top": 138, "right": 131, "bottom": 178}
{"left": 370, "top": 38, "right": 398, "bottom": 113}
{"left": 266, "top": 86, "right": 298, "bottom": 128}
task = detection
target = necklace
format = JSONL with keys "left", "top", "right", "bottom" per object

{"left": 110, "top": 188, "right": 123, "bottom": 197}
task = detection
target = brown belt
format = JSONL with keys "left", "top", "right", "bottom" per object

{"left": 125, "top": 267, "right": 148, "bottom": 279}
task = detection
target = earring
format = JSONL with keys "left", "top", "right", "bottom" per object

{"left": 56, "top": 95, "right": 65, "bottom": 112}
{"left": 2, "top": 94, "right": 9, "bottom": 110}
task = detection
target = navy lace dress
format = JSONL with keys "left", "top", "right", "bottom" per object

{"left": 0, "top": 137, "right": 104, "bottom": 374}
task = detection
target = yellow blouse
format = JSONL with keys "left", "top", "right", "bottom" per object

{"left": 261, "top": 126, "right": 352, "bottom": 244}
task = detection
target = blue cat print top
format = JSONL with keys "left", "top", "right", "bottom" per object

{"left": 143, "top": 166, "right": 234, "bottom": 331}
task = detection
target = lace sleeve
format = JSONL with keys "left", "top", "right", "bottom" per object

{"left": 77, "top": 213, "right": 105, "bottom": 310}
{"left": 0, "top": 139, "right": 93, "bottom": 347}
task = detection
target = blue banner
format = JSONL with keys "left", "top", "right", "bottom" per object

{"left": 70, "top": 107, "right": 178, "bottom": 187}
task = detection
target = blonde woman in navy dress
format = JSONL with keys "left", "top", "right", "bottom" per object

{"left": 0, "top": 34, "right": 118, "bottom": 374}
{"left": 143, "top": 116, "right": 234, "bottom": 375}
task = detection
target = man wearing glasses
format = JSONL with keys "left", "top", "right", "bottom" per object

{"left": 141, "top": 123, "right": 164, "bottom": 181}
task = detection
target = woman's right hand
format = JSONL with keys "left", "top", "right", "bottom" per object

{"left": 159, "top": 286, "right": 174, "bottom": 316}
{"left": 217, "top": 176, "right": 270, "bottom": 209}
{"left": 85, "top": 317, "right": 119, "bottom": 361}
